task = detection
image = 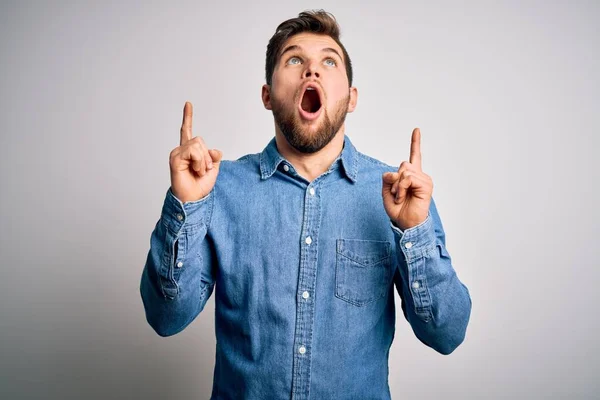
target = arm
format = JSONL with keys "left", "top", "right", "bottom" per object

{"left": 140, "top": 186, "right": 216, "bottom": 337}
{"left": 392, "top": 197, "right": 471, "bottom": 354}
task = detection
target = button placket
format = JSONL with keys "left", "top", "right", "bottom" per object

{"left": 291, "top": 181, "right": 321, "bottom": 398}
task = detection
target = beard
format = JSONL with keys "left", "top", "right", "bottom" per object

{"left": 271, "top": 91, "right": 350, "bottom": 154}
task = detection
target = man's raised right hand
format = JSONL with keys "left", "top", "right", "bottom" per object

{"left": 169, "top": 102, "right": 222, "bottom": 203}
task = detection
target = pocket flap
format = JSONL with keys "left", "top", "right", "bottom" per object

{"left": 336, "top": 239, "right": 391, "bottom": 266}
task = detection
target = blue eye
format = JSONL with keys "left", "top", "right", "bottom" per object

{"left": 324, "top": 58, "right": 336, "bottom": 67}
{"left": 288, "top": 57, "right": 302, "bottom": 65}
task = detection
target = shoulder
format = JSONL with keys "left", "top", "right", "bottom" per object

{"left": 355, "top": 149, "right": 397, "bottom": 176}
{"left": 215, "top": 152, "right": 262, "bottom": 184}
{"left": 219, "top": 152, "right": 260, "bottom": 170}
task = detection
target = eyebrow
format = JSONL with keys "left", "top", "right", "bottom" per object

{"left": 280, "top": 45, "right": 344, "bottom": 62}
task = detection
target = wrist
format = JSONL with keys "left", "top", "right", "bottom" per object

{"left": 393, "top": 217, "right": 425, "bottom": 231}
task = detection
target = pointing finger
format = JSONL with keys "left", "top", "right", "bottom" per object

{"left": 180, "top": 102, "right": 193, "bottom": 146}
{"left": 409, "top": 128, "right": 422, "bottom": 170}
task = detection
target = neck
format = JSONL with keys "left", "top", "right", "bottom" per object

{"left": 274, "top": 127, "right": 345, "bottom": 182}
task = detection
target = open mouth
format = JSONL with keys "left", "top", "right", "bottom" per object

{"left": 301, "top": 87, "right": 322, "bottom": 113}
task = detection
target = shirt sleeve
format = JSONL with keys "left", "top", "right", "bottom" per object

{"left": 140, "top": 186, "right": 217, "bottom": 337}
{"left": 391, "top": 197, "right": 472, "bottom": 354}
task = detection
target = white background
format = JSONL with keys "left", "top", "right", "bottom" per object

{"left": 1, "top": 1, "right": 598, "bottom": 398}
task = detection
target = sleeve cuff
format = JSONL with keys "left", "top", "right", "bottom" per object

{"left": 161, "top": 187, "right": 212, "bottom": 233}
{"left": 390, "top": 212, "right": 436, "bottom": 260}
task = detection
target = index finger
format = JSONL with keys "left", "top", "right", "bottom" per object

{"left": 409, "top": 127, "right": 422, "bottom": 170}
{"left": 180, "top": 101, "right": 193, "bottom": 145}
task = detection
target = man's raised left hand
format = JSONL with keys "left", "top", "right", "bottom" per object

{"left": 382, "top": 128, "right": 433, "bottom": 231}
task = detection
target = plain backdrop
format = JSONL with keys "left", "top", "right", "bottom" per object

{"left": 1, "top": 1, "right": 598, "bottom": 399}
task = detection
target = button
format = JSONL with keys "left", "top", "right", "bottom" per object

{"left": 283, "top": 164, "right": 290, "bottom": 172}
{"left": 309, "top": 188, "right": 315, "bottom": 196}
{"left": 298, "top": 346, "right": 306, "bottom": 354}
{"left": 176, "top": 213, "right": 183, "bottom": 221}
{"left": 177, "top": 261, "right": 183, "bottom": 268}
{"left": 305, "top": 236, "right": 312, "bottom": 245}
{"left": 405, "top": 242, "right": 413, "bottom": 249}
{"left": 302, "top": 291, "right": 310, "bottom": 299}
{"left": 412, "top": 281, "right": 420, "bottom": 289}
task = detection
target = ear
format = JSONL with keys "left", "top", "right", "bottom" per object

{"left": 262, "top": 84, "right": 272, "bottom": 110}
{"left": 347, "top": 86, "right": 358, "bottom": 113}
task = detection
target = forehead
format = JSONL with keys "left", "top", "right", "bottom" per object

{"left": 280, "top": 32, "right": 344, "bottom": 59}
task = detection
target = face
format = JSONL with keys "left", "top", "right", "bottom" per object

{"left": 262, "top": 32, "right": 357, "bottom": 154}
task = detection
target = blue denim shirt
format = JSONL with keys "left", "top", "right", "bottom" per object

{"left": 140, "top": 135, "right": 472, "bottom": 400}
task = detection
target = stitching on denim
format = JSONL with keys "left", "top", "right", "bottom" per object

{"left": 172, "top": 232, "right": 188, "bottom": 282}
{"left": 158, "top": 223, "right": 172, "bottom": 298}
{"left": 336, "top": 239, "right": 391, "bottom": 265}
{"left": 405, "top": 254, "right": 423, "bottom": 313}
{"left": 415, "top": 256, "right": 433, "bottom": 320}
{"left": 335, "top": 248, "right": 389, "bottom": 307}
{"left": 337, "top": 251, "right": 391, "bottom": 268}
{"left": 303, "top": 182, "right": 321, "bottom": 398}
{"left": 167, "top": 234, "right": 179, "bottom": 297}
{"left": 334, "top": 290, "right": 383, "bottom": 307}
{"left": 205, "top": 185, "right": 215, "bottom": 232}
{"left": 421, "top": 267, "right": 433, "bottom": 320}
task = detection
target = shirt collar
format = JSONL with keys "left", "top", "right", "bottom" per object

{"left": 259, "top": 135, "right": 358, "bottom": 183}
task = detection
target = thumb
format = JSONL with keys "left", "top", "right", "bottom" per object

{"left": 382, "top": 171, "right": 398, "bottom": 185}
{"left": 209, "top": 149, "right": 223, "bottom": 164}
{"left": 382, "top": 172, "right": 398, "bottom": 198}
{"left": 396, "top": 176, "right": 410, "bottom": 202}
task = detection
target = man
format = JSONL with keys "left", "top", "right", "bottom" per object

{"left": 141, "top": 10, "right": 471, "bottom": 400}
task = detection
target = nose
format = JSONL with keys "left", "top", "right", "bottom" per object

{"left": 303, "top": 61, "right": 320, "bottom": 79}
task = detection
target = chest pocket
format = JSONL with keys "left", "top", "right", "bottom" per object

{"left": 335, "top": 239, "right": 392, "bottom": 306}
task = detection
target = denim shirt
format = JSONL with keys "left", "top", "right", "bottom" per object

{"left": 140, "top": 135, "right": 472, "bottom": 400}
